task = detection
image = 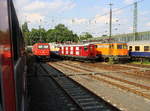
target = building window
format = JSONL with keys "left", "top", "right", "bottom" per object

{"left": 135, "top": 46, "right": 140, "bottom": 51}
{"left": 144, "top": 46, "right": 150, "bottom": 51}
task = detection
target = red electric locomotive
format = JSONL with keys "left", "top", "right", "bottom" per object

{"left": 59, "top": 44, "right": 97, "bottom": 61}
{"left": 32, "top": 43, "right": 50, "bottom": 61}
{"left": 0, "top": 0, "right": 27, "bottom": 111}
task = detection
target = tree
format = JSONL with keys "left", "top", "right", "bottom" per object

{"left": 79, "top": 32, "right": 93, "bottom": 41}
{"left": 46, "top": 24, "right": 79, "bottom": 43}
{"left": 22, "top": 22, "right": 29, "bottom": 33}
{"left": 22, "top": 22, "right": 30, "bottom": 45}
{"left": 29, "top": 28, "right": 47, "bottom": 45}
{"left": 22, "top": 23, "right": 79, "bottom": 45}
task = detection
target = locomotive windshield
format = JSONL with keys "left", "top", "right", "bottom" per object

{"left": 38, "top": 45, "right": 49, "bottom": 49}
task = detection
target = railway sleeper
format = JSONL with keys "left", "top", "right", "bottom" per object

{"left": 74, "top": 96, "right": 93, "bottom": 101}
{"left": 65, "top": 88, "right": 83, "bottom": 92}
{"left": 76, "top": 98, "right": 95, "bottom": 102}
{"left": 63, "top": 85, "right": 79, "bottom": 89}
{"left": 73, "top": 95, "right": 91, "bottom": 99}
{"left": 82, "top": 105, "right": 105, "bottom": 110}
{"left": 79, "top": 101, "right": 99, "bottom": 106}
{"left": 70, "top": 93, "right": 87, "bottom": 96}
{"left": 64, "top": 87, "right": 83, "bottom": 90}
{"left": 41, "top": 63, "right": 120, "bottom": 111}
{"left": 61, "top": 81, "right": 76, "bottom": 84}
{"left": 69, "top": 107, "right": 78, "bottom": 111}
{"left": 67, "top": 90, "right": 86, "bottom": 95}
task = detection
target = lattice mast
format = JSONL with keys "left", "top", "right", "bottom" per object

{"left": 133, "top": 2, "right": 138, "bottom": 41}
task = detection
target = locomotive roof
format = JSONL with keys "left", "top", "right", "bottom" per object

{"left": 94, "top": 42, "right": 127, "bottom": 44}
{"left": 59, "top": 43, "right": 93, "bottom": 47}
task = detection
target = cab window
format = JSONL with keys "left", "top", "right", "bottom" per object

{"left": 135, "top": 46, "right": 140, "bottom": 51}
{"left": 38, "top": 45, "right": 49, "bottom": 49}
{"left": 43, "top": 45, "right": 48, "bottom": 49}
{"left": 38, "top": 45, "right": 43, "bottom": 49}
{"left": 117, "top": 45, "right": 122, "bottom": 49}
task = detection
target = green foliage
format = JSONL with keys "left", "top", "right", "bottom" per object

{"left": 29, "top": 28, "right": 47, "bottom": 45}
{"left": 131, "top": 59, "right": 150, "bottom": 65}
{"left": 79, "top": 32, "right": 93, "bottom": 41}
{"left": 46, "top": 24, "right": 79, "bottom": 43}
{"left": 22, "top": 22, "right": 30, "bottom": 45}
{"left": 22, "top": 22, "right": 29, "bottom": 33}
{"left": 22, "top": 23, "right": 79, "bottom": 45}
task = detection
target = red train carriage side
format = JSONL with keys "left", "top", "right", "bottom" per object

{"left": 32, "top": 43, "right": 50, "bottom": 61}
{"left": 0, "top": 0, "right": 27, "bottom": 111}
{"left": 59, "top": 44, "right": 97, "bottom": 60}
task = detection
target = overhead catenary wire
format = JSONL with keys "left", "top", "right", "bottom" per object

{"left": 86, "top": 0, "right": 145, "bottom": 36}
{"left": 95, "top": 0, "right": 144, "bottom": 18}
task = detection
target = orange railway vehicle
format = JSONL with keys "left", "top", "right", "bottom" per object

{"left": 95, "top": 43, "right": 130, "bottom": 62}
{"left": 32, "top": 43, "right": 50, "bottom": 61}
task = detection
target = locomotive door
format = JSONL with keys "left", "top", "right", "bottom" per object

{"left": 79, "top": 47, "right": 82, "bottom": 56}
{"left": 89, "top": 45, "right": 94, "bottom": 57}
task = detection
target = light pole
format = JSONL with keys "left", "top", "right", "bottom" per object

{"left": 39, "top": 19, "right": 42, "bottom": 42}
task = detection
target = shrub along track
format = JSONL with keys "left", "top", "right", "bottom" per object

{"left": 48, "top": 61, "right": 150, "bottom": 100}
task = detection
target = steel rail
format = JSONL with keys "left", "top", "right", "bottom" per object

{"left": 41, "top": 63, "right": 120, "bottom": 111}
{"left": 40, "top": 64, "right": 84, "bottom": 111}
{"left": 57, "top": 62, "right": 150, "bottom": 89}
{"left": 51, "top": 62, "right": 150, "bottom": 100}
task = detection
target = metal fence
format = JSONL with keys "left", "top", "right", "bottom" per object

{"left": 88, "top": 31, "right": 150, "bottom": 43}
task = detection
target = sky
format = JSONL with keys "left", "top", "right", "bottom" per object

{"left": 13, "top": 0, "right": 150, "bottom": 37}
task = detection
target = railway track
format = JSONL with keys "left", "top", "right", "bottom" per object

{"left": 40, "top": 63, "right": 119, "bottom": 111}
{"left": 85, "top": 63, "right": 150, "bottom": 78}
{"left": 48, "top": 62, "right": 150, "bottom": 100}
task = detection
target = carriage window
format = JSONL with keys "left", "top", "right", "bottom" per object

{"left": 110, "top": 45, "right": 114, "bottom": 49}
{"left": 144, "top": 46, "right": 150, "bottom": 51}
{"left": 123, "top": 45, "right": 127, "bottom": 49}
{"left": 117, "top": 45, "right": 123, "bottom": 49}
{"left": 129, "top": 46, "right": 132, "bottom": 51}
{"left": 84, "top": 46, "right": 88, "bottom": 51}
{"left": 135, "top": 46, "right": 140, "bottom": 51}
